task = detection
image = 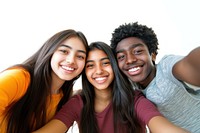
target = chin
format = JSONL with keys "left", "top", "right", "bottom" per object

{"left": 129, "top": 77, "right": 142, "bottom": 83}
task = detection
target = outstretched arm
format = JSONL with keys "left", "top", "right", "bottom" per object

{"left": 32, "top": 119, "right": 68, "bottom": 133}
{"left": 148, "top": 116, "right": 190, "bottom": 133}
{"left": 135, "top": 91, "right": 190, "bottom": 133}
{"left": 33, "top": 95, "right": 81, "bottom": 133}
{"left": 173, "top": 46, "right": 200, "bottom": 86}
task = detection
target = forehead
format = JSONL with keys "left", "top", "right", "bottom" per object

{"left": 60, "top": 37, "right": 86, "bottom": 52}
{"left": 87, "top": 49, "right": 107, "bottom": 61}
{"left": 116, "top": 37, "right": 146, "bottom": 51}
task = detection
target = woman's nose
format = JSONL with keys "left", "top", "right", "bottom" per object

{"left": 66, "top": 53, "right": 75, "bottom": 64}
{"left": 95, "top": 65, "right": 103, "bottom": 75}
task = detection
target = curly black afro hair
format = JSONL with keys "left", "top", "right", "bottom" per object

{"left": 110, "top": 22, "right": 159, "bottom": 55}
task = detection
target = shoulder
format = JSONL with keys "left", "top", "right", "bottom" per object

{"left": 0, "top": 68, "right": 31, "bottom": 90}
{"left": 54, "top": 94, "right": 83, "bottom": 126}
{"left": 0, "top": 68, "right": 31, "bottom": 109}
{"left": 134, "top": 90, "right": 150, "bottom": 105}
{"left": 158, "top": 55, "right": 184, "bottom": 67}
{"left": 66, "top": 94, "right": 83, "bottom": 107}
{"left": 134, "top": 90, "right": 162, "bottom": 124}
{"left": 56, "top": 94, "right": 83, "bottom": 116}
{"left": 0, "top": 68, "right": 31, "bottom": 88}
{"left": 0, "top": 68, "right": 30, "bottom": 80}
{"left": 156, "top": 55, "right": 184, "bottom": 77}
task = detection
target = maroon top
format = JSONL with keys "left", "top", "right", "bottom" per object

{"left": 54, "top": 91, "right": 162, "bottom": 133}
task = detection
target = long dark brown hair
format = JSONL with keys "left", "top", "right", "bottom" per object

{"left": 3, "top": 29, "right": 88, "bottom": 133}
{"left": 80, "top": 41, "right": 143, "bottom": 133}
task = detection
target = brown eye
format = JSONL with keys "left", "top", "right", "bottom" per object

{"left": 134, "top": 50, "right": 143, "bottom": 55}
{"left": 86, "top": 63, "right": 94, "bottom": 68}
{"left": 117, "top": 55, "right": 125, "bottom": 60}
{"left": 77, "top": 55, "right": 85, "bottom": 60}
{"left": 60, "top": 50, "right": 67, "bottom": 53}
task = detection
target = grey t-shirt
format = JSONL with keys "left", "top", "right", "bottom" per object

{"left": 142, "top": 55, "right": 200, "bottom": 133}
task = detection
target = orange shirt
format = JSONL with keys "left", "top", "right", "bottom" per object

{"left": 0, "top": 68, "right": 62, "bottom": 132}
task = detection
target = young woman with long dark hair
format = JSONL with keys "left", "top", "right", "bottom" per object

{"left": 0, "top": 29, "right": 88, "bottom": 133}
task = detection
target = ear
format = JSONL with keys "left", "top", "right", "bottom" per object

{"left": 151, "top": 52, "right": 157, "bottom": 62}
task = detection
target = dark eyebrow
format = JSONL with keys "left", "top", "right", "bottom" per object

{"left": 116, "top": 43, "right": 144, "bottom": 54}
{"left": 86, "top": 57, "right": 109, "bottom": 63}
{"left": 101, "top": 57, "right": 109, "bottom": 61}
{"left": 60, "top": 44, "right": 86, "bottom": 54}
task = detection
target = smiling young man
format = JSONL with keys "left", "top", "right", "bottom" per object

{"left": 110, "top": 22, "right": 200, "bottom": 133}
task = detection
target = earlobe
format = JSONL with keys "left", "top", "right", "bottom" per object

{"left": 151, "top": 53, "right": 156, "bottom": 62}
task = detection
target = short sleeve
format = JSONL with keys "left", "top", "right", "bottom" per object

{"left": 0, "top": 69, "right": 30, "bottom": 113}
{"left": 134, "top": 91, "right": 162, "bottom": 125}
{"left": 54, "top": 95, "right": 83, "bottom": 128}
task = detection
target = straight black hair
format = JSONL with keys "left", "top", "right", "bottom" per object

{"left": 80, "top": 41, "right": 143, "bottom": 133}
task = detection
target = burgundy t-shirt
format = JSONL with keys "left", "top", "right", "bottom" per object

{"left": 54, "top": 91, "right": 161, "bottom": 133}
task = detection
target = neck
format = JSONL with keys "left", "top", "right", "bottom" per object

{"left": 139, "top": 66, "right": 156, "bottom": 88}
{"left": 51, "top": 89, "right": 61, "bottom": 94}
{"left": 95, "top": 88, "right": 112, "bottom": 101}
{"left": 51, "top": 71, "right": 65, "bottom": 94}
{"left": 94, "top": 88, "right": 112, "bottom": 113}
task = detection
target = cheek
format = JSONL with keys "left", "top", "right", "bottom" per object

{"left": 51, "top": 53, "right": 61, "bottom": 65}
{"left": 85, "top": 70, "right": 93, "bottom": 82}
{"left": 77, "top": 61, "right": 86, "bottom": 72}
{"left": 145, "top": 55, "right": 154, "bottom": 67}
{"left": 50, "top": 55, "right": 57, "bottom": 69}
{"left": 110, "top": 71, "right": 114, "bottom": 81}
{"left": 117, "top": 61, "right": 124, "bottom": 70}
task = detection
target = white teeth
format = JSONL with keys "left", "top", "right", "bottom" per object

{"left": 95, "top": 77, "right": 106, "bottom": 81}
{"left": 129, "top": 67, "right": 140, "bottom": 72}
{"left": 62, "top": 66, "right": 74, "bottom": 71}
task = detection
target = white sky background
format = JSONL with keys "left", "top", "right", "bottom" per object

{"left": 0, "top": 0, "right": 200, "bottom": 86}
